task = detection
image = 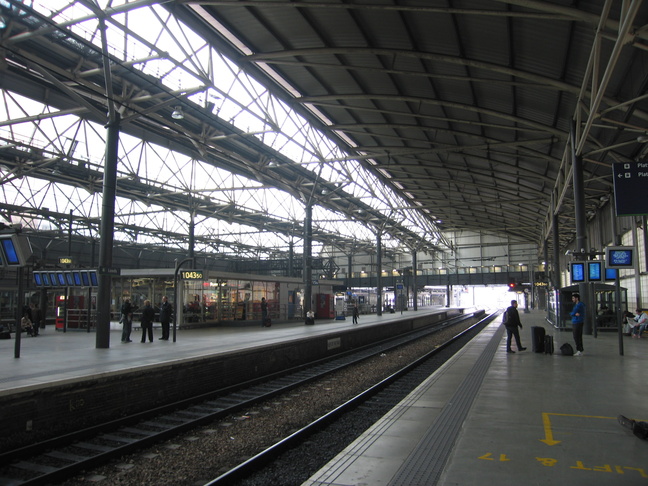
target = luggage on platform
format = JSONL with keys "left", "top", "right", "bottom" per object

{"left": 560, "top": 342, "right": 574, "bottom": 356}
{"left": 263, "top": 317, "right": 272, "bottom": 327}
{"left": 619, "top": 414, "right": 648, "bottom": 440}
{"left": 544, "top": 334, "right": 554, "bottom": 355}
{"left": 531, "top": 326, "right": 546, "bottom": 353}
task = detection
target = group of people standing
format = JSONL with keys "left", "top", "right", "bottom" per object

{"left": 120, "top": 296, "right": 173, "bottom": 343}
{"left": 503, "top": 292, "right": 585, "bottom": 356}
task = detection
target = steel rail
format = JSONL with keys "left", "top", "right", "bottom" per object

{"left": 0, "top": 312, "right": 483, "bottom": 486}
{"left": 204, "top": 311, "right": 498, "bottom": 485}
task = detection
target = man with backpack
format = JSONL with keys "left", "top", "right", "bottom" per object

{"left": 503, "top": 299, "right": 527, "bottom": 354}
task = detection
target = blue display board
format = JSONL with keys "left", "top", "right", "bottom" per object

{"left": 605, "top": 267, "right": 618, "bottom": 281}
{"left": 32, "top": 269, "right": 100, "bottom": 287}
{"left": 588, "top": 261, "right": 602, "bottom": 281}
{"left": 571, "top": 262, "right": 585, "bottom": 283}
{"left": 0, "top": 234, "right": 32, "bottom": 267}
{"left": 605, "top": 246, "right": 634, "bottom": 268}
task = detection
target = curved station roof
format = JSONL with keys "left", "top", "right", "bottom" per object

{"left": 1, "top": 1, "right": 648, "bottom": 265}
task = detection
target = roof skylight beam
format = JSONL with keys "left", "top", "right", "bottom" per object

{"left": 5, "top": 1, "right": 451, "bottom": 255}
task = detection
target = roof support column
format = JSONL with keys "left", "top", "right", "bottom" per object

{"left": 544, "top": 242, "right": 550, "bottom": 317}
{"left": 610, "top": 196, "right": 624, "bottom": 356}
{"left": 188, "top": 209, "right": 196, "bottom": 265}
{"left": 303, "top": 203, "right": 312, "bottom": 317}
{"left": 570, "top": 121, "right": 591, "bottom": 335}
{"left": 376, "top": 233, "right": 382, "bottom": 316}
{"left": 552, "top": 194, "right": 561, "bottom": 289}
{"left": 288, "top": 240, "right": 294, "bottom": 278}
{"left": 347, "top": 253, "right": 352, "bottom": 291}
{"left": 96, "top": 114, "right": 120, "bottom": 349}
{"left": 412, "top": 249, "right": 418, "bottom": 311}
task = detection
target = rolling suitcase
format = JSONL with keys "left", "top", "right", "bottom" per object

{"left": 544, "top": 335, "right": 554, "bottom": 355}
{"left": 531, "top": 326, "right": 546, "bottom": 353}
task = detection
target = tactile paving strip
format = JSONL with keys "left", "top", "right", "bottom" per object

{"left": 388, "top": 324, "right": 505, "bottom": 486}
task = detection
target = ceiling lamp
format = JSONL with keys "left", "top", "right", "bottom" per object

{"left": 171, "top": 106, "right": 184, "bottom": 120}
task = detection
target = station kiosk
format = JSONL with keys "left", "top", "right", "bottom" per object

{"left": 547, "top": 283, "right": 627, "bottom": 330}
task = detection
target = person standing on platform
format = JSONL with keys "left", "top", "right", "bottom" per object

{"left": 30, "top": 303, "right": 42, "bottom": 336}
{"left": 159, "top": 295, "right": 172, "bottom": 340}
{"left": 261, "top": 297, "right": 269, "bottom": 327}
{"left": 570, "top": 293, "right": 585, "bottom": 356}
{"left": 120, "top": 298, "right": 134, "bottom": 343}
{"left": 140, "top": 299, "right": 155, "bottom": 343}
{"left": 504, "top": 300, "right": 526, "bottom": 353}
{"left": 352, "top": 304, "right": 359, "bottom": 324}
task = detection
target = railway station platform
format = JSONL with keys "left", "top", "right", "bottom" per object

{"left": 303, "top": 310, "right": 648, "bottom": 486}
{"left": 0, "top": 306, "right": 469, "bottom": 444}
{"left": 0, "top": 307, "right": 461, "bottom": 395}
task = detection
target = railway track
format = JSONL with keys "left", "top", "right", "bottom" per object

{"left": 0, "top": 311, "right": 491, "bottom": 486}
{"left": 204, "top": 311, "right": 497, "bottom": 486}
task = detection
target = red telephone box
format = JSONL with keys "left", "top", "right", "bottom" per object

{"left": 315, "top": 293, "right": 334, "bottom": 318}
{"left": 55, "top": 294, "right": 85, "bottom": 329}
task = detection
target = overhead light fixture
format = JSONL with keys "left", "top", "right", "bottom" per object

{"left": 171, "top": 106, "right": 184, "bottom": 120}
{"left": 637, "top": 134, "right": 648, "bottom": 143}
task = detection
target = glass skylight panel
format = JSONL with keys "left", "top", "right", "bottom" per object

{"left": 2, "top": 0, "right": 445, "bottom": 258}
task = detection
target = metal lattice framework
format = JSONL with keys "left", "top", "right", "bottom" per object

{"left": 169, "top": 0, "right": 648, "bottom": 254}
{"left": 1, "top": 0, "right": 648, "bottom": 268}
{"left": 0, "top": 0, "right": 446, "bottom": 265}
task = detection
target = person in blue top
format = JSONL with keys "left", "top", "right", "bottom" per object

{"left": 570, "top": 293, "right": 585, "bottom": 356}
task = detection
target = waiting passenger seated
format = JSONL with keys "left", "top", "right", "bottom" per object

{"left": 596, "top": 306, "right": 615, "bottom": 328}
{"left": 0, "top": 323, "right": 10, "bottom": 339}
{"left": 633, "top": 309, "right": 648, "bottom": 339}
{"left": 622, "top": 310, "right": 636, "bottom": 334}
{"left": 21, "top": 315, "right": 35, "bottom": 337}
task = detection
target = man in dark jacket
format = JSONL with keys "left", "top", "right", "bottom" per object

{"left": 120, "top": 298, "right": 134, "bottom": 343}
{"left": 159, "top": 296, "right": 172, "bottom": 340}
{"left": 504, "top": 299, "right": 526, "bottom": 354}
{"left": 140, "top": 300, "right": 155, "bottom": 343}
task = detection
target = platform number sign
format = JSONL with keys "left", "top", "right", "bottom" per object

{"left": 181, "top": 270, "right": 204, "bottom": 280}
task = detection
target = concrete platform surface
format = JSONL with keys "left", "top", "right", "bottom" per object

{"left": 303, "top": 310, "right": 648, "bottom": 486}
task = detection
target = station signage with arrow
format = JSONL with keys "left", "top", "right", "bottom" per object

{"left": 613, "top": 162, "right": 648, "bottom": 216}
